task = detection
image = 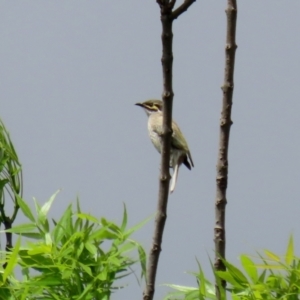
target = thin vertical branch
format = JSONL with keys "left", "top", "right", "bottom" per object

{"left": 214, "top": 0, "right": 237, "bottom": 298}
{"left": 143, "top": 4, "right": 174, "bottom": 300}
{"left": 143, "top": 1, "right": 196, "bottom": 299}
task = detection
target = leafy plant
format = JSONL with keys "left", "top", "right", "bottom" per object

{"left": 166, "top": 236, "right": 300, "bottom": 300}
{"left": 0, "top": 193, "right": 147, "bottom": 300}
{"left": 0, "top": 119, "right": 23, "bottom": 255}
{"left": 217, "top": 236, "right": 300, "bottom": 299}
{"left": 164, "top": 261, "right": 217, "bottom": 300}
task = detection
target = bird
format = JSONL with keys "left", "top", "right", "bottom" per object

{"left": 135, "top": 99, "right": 194, "bottom": 193}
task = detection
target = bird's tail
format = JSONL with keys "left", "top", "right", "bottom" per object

{"left": 170, "top": 163, "right": 179, "bottom": 193}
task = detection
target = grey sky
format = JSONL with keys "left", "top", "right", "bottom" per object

{"left": 1, "top": 1, "right": 300, "bottom": 299}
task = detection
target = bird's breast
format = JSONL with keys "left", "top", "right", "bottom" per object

{"left": 148, "top": 130, "right": 162, "bottom": 153}
{"left": 147, "top": 114, "right": 163, "bottom": 153}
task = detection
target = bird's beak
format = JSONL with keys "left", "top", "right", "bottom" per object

{"left": 135, "top": 102, "right": 144, "bottom": 107}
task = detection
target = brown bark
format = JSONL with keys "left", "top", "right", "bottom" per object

{"left": 143, "top": 1, "right": 196, "bottom": 299}
{"left": 214, "top": 0, "right": 237, "bottom": 299}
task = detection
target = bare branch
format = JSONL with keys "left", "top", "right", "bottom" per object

{"left": 143, "top": 3, "right": 174, "bottom": 300}
{"left": 214, "top": 0, "right": 237, "bottom": 299}
{"left": 143, "top": 0, "right": 195, "bottom": 298}
{"left": 157, "top": 0, "right": 177, "bottom": 12}
{"left": 172, "top": 0, "right": 196, "bottom": 20}
{"left": 169, "top": 0, "right": 177, "bottom": 10}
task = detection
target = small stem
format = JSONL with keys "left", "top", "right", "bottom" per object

{"left": 11, "top": 196, "right": 19, "bottom": 223}
{"left": 172, "top": 0, "right": 196, "bottom": 20}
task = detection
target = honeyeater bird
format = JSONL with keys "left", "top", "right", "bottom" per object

{"left": 135, "top": 99, "right": 194, "bottom": 193}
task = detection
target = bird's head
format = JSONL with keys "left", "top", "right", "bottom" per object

{"left": 135, "top": 99, "right": 163, "bottom": 116}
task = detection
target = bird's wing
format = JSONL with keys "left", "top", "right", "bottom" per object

{"left": 151, "top": 115, "right": 194, "bottom": 168}
{"left": 172, "top": 120, "right": 194, "bottom": 167}
{"left": 171, "top": 121, "right": 189, "bottom": 151}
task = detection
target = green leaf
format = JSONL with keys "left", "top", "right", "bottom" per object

{"left": 255, "top": 264, "right": 284, "bottom": 270}
{"left": 123, "top": 214, "right": 153, "bottom": 239}
{"left": 76, "top": 242, "right": 85, "bottom": 258}
{"left": 17, "top": 195, "right": 35, "bottom": 222}
{"left": 40, "top": 190, "right": 60, "bottom": 217}
{"left": 186, "top": 290, "right": 206, "bottom": 300}
{"left": 37, "top": 190, "right": 60, "bottom": 231}
{"left": 264, "top": 250, "right": 280, "bottom": 262}
{"left": 252, "top": 289, "right": 264, "bottom": 299}
{"left": 3, "top": 237, "right": 21, "bottom": 282}
{"left": 137, "top": 243, "right": 147, "bottom": 279}
{"left": 74, "top": 216, "right": 83, "bottom": 232}
{"left": 52, "top": 204, "right": 72, "bottom": 244}
{"left": 232, "top": 294, "right": 240, "bottom": 300}
{"left": 77, "top": 282, "right": 94, "bottom": 300}
{"left": 76, "top": 195, "right": 81, "bottom": 213}
{"left": 0, "top": 179, "right": 9, "bottom": 191}
{"left": 199, "top": 263, "right": 206, "bottom": 297}
{"left": 120, "top": 203, "right": 127, "bottom": 232}
{"left": 97, "top": 268, "right": 108, "bottom": 281}
{"left": 5, "top": 223, "right": 36, "bottom": 233}
{"left": 79, "top": 262, "right": 92, "bottom": 276}
{"left": 240, "top": 255, "right": 258, "bottom": 283}
{"left": 258, "top": 269, "right": 266, "bottom": 283}
{"left": 285, "top": 235, "right": 294, "bottom": 265}
{"left": 30, "top": 276, "right": 63, "bottom": 286}
{"left": 18, "top": 232, "right": 43, "bottom": 239}
{"left": 164, "top": 284, "right": 198, "bottom": 293}
{"left": 216, "top": 271, "right": 245, "bottom": 288}
{"left": 222, "top": 259, "right": 249, "bottom": 286}
{"left": 33, "top": 197, "right": 41, "bottom": 214}
{"left": 107, "top": 222, "right": 121, "bottom": 234}
{"left": 77, "top": 213, "right": 98, "bottom": 223}
{"left": 45, "top": 232, "right": 52, "bottom": 246}
{"left": 85, "top": 242, "right": 97, "bottom": 256}
{"left": 88, "top": 227, "right": 117, "bottom": 241}
{"left": 27, "top": 244, "right": 52, "bottom": 255}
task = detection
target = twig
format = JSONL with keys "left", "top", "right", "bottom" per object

{"left": 172, "top": 0, "right": 196, "bottom": 20}
{"left": 11, "top": 196, "right": 20, "bottom": 223}
{"left": 214, "top": 0, "right": 237, "bottom": 298}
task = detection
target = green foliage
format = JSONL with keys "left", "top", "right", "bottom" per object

{"left": 0, "top": 119, "right": 23, "bottom": 223}
{"left": 166, "top": 236, "right": 300, "bottom": 300}
{"left": 0, "top": 194, "right": 147, "bottom": 300}
{"left": 164, "top": 259, "right": 216, "bottom": 300}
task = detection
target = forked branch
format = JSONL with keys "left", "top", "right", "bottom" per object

{"left": 143, "top": 1, "right": 196, "bottom": 299}
{"left": 172, "top": 0, "right": 196, "bottom": 20}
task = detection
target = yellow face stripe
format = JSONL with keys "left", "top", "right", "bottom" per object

{"left": 144, "top": 104, "right": 162, "bottom": 112}
{"left": 145, "top": 105, "right": 158, "bottom": 111}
